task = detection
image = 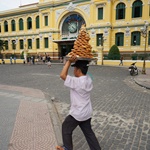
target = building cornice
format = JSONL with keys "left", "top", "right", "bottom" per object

{"left": 0, "top": 4, "right": 39, "bottom": 18}
{"left": 38, "top": 0, "right": 91, "bottom": 10}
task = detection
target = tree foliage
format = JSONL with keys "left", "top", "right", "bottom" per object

{"left": 0, "top": 40, "right": 6, "bottom": 51}
{"left": 108, "top": 44, "right": 120, "bottom": 60}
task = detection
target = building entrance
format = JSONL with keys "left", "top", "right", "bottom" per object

{"left": 53, "top": 39, "right": 75, "bottom": 60}
{"left": 60, "top": 44, "right": 73, "bottom": 58}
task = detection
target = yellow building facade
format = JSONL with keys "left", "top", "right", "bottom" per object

{"left": 0, "top": 0, "right": 150, "bottom": 63}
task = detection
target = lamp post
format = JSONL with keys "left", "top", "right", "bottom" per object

{"left": 140, "top": 22, "right": 149, "bottom": 74}
{"left": 99, "top": 36, "right": 106, "bottom": 65}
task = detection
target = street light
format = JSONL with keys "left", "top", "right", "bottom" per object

{"left": 140, "top": 22, "right": 149, "bottom": 74}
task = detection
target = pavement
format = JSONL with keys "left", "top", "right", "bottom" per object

{"left": 0, "top": 85, "right": 60, "bottom": 150}
{"left": 134, "top": 68, "right": 150, "bottom": 89}
{"left": 0, "top": 64, "right": 150, "bottom": 150}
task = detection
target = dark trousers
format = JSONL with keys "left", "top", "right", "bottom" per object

{"left": 62, "top": 115, "right": 101, "bottom": 150}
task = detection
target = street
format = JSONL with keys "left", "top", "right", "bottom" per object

{"left": 0, "top": 64, "right": 150, "bottom": 150}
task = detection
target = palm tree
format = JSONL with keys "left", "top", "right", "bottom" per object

{"left": 0, "top": 39, "right": 6, "bottom": 58}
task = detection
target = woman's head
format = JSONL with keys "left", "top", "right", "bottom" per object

{"left": 72, "top": 60, "right": 89, "bottom": 76}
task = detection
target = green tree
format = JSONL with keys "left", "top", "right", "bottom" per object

{"left": 108, "top": 44, "right": 120, "bottom": 60}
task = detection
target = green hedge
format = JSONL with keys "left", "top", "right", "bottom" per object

{"left": 108, "top": 45, "right": 120, "bottom": 60}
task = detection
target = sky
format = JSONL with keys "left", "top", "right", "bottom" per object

{"left": 0, "top": 0, "right": 39, "bottom": 11}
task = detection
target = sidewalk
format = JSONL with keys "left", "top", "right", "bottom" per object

{"left": 134, "top": 68, "right": 150, "bottom": 89}
{"left": 0, "top": 85, "right": 59, "bottom": 150}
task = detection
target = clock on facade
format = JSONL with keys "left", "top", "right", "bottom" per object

{"left": 68, "top": 22, "right": 77, "bottom": 33}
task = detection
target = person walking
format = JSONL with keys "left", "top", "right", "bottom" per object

{"left": 10, "top": 56, "right": 13, "bottom": 64}
{"left": 119, "top": 55, "right": 123, "bottom": 66}
{"left": 47, "top": 55, "right": 51, "bottom": 68}
{"left": 56, "top": 55, "right": 101, "bottom": 150}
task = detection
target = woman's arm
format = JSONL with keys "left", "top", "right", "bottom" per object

{"left": 60, "top": 55, "right": 77, "bottom": 81}
{"left": 60, "top": 60, "right": 71, "bottom": 80}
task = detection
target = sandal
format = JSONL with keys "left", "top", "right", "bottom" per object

{"left": 56, "top": 146, "right": 65, "bottom": 150}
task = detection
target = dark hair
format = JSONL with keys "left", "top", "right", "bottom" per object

{"left": 76, "top": 66, "right": 89, "bottom": 75}
{"left": 71, "top": 60, "right": 89, "bottom": 75}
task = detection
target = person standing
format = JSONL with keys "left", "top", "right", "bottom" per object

{"left": 31, "top": 55, "right": 35, "bottom": 64}
{"left": 2, "top": 59, "right": 5, "bottom": 64}
{"left": 119, "top": 55, "right": 123, "bottom": 66}
{"left": 14, "top": 56, "right": 16, "bottom": 64}
{"left": 56, "top": 55, "right": 101, "bottom": 150}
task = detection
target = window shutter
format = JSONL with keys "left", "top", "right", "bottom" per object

{"left": 136, "top": 32, "right": 140, "bottom": 45}
{"left": 5, "top": 41, "right": 8, "bottom": 50}
{"left": 148, "top": 31, "right": 150, "bottom": 45}
{"left": 28, "top": 39, "right": 32, "bottom": 49}
{"left": 98, "top": 8, "right": 103, "bottom": 20}
{"left": 116, "top": 8, "right": 118, "bottom": 19}
{"left": 20, "top": 40, "right": 24, "bottom": 49}
{"left": 45, "top": 16, "right": 48, "bottom": 26}
{"left": 44, "top": 38, "right": 48, "bottom": 48}
{"left": 36, "top": 38, "right": 40, "bottom": 49}
{"left": 4, "top": 21, "right": 8, "bottom": 32}
{"left": 19, "top": 19, "right": 24, "bottom": 30}
{"left": 36, "top": 16, "right": 40, "bottom": 29}
{"left": 120, "top": 33, "right": 124, "bottom": 46}
{"left": 115, "top": 33, "right": 124, "bottom": 46}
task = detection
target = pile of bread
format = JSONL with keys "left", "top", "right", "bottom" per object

{"left": 66, "top": 24, "right": 93, "bottom": 59}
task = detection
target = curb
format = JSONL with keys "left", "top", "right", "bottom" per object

{"left": 134, "top": 78, "right": 150, "bottom": 90}
{"left": 44, "top": 93, "right": 63, "bottom": 146}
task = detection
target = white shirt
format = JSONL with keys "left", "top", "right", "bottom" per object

{"left": 64, "top": 75, "right": 93, "bottom": 121}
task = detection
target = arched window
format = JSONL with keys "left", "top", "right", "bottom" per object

{"left": 27, "top": 17, "right": 32, "bottom": 30}
{"left": 11, "top": 20, "right": 16, "bottom": 31}
{"left": 19, "top": 39, "right": 24, "bottom": 49}
{"left": 5, "top": 40, "right": 8, "bottom": 50}
{"left": 131, "top": 31, "right": 141, "bottom": 46}
{"left": 36, "top": 38, "right": 40, "bottom": 49}
{"left": 27, "top": 39, "right": 32, "bottom": 49}
{"left": 36, "top": 16, "right": 40, "bottom": 29}
{"left": 115, "top": 32, "right": 124, "bottom": 46}
{"left": 148, "top": 31, "right": 150, "bottom": 45}
{"left": 116, "top": 3, "right": 125, "bottom": 20}
{"left": 12, "top": 40, "right": 16, "bottom": 49}
{"left": 4, "top": 21, "right": 8, "bottom": 32}
{"left": 19, "top": 18, "right": 24, "bottom": 30}
{"left": 44, "top": 37, "right": 49, "bottom": 48}
{"left": 96, "top": 34, "right": 103, "bottom": 46}
{"left": 132, "top": 0, "right": 143, "bottom": 18}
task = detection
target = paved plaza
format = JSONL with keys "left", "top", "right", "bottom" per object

{"left": 0, "top": 64, "right": 150, "bottom": 150}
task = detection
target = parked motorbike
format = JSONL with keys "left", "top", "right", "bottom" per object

{"left": 128, "top": 62, "right": 138, "bottom": 76}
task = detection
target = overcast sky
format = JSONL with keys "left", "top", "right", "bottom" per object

{"left": 0, "top": 0, "right": 39, "bottom": 11}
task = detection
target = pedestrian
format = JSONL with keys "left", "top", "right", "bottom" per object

{"left": 31, "top": 55, "right": 35, "bottom": 64}
{"left": 119, "top": 55, "right": 123, "bottom": 66}
{"left": 60, "top": 57, "right": 63, "bottom": 63}
{"left": 43, "top": 55, "right": 46, "bottom": 64}
{"left": 47, "top": 55, "right": 51, "bottom": 68}
{"left": 27, "top": 56, "right": 31, "bottom": 65}
{"left": 56, "top": 55, "right": 101, "bottom": 150}
{"left": 10, "top": 56, "right": 13, "bottom": 64}
{"left": 14, "top": 56, "right": 16, "bottom": 64}
{"left": 2, "top": 59, "right": 5, "bottom": 64}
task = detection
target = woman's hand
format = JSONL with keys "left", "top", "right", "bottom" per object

{"left": 69, "top": 54, "right": 77, "bottom": 63}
